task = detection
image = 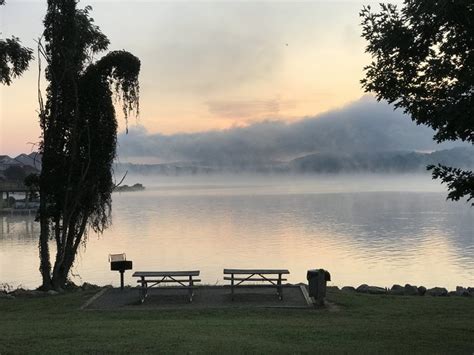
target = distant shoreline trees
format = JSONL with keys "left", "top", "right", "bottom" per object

{"left": 114, "top": 183, "right": 145, "bottom": 192}
{"left": 360, "top": 1, "right": 474, "bottom": 205}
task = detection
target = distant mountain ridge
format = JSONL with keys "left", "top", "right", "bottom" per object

{"left": 0, "top": 153, "right": 42, "bottom": 181}
{"left": 289, "top": 147, "right": 474, "bottom": 174}
{"left": 4, "top": 147, "right": 472, "bottom": 177}
{"left": 0, "top": 152, "right": 42, "bottom": 171}
{"left": 114, "top": 147, "right": 474, "bottom": 175}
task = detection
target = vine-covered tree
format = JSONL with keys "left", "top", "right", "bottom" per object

{"left": 360, "top": 1, "right": 474, "bottom": 204}
{"left": 0, "top": 0, "right": 34, "bottom": 85}
{"left": 38, "top": 0, "right": 140, "bottom": 290}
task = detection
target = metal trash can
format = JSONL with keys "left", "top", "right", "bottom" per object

{"left": 307, "top": 269, "right": 331, "bottom": 305}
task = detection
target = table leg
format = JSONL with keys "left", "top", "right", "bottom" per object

{"left": 278, "top": 274, "right": 283, "bottom": 301}
{"left": 189, "top": 276, "right": 194, "bottom": 303}
{"left": 140, "top": 276, "right": 147, "bottom": 303}
{"left": 231, "top": 274, "right": 235, "bottom": 301}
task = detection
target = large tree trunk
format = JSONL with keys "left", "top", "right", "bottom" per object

{"left": 51, "top": 246, "right": 77, "bottom": 289}
{"left": 51, "top": 262, "right": 69, "bottom": 290}
{"left": 38, "top": 194, "right": 52, "bottom": 290}
{"left": 49, "top": 212, "right": 88, "bottom": 290}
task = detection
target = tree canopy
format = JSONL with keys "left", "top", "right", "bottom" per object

{"left": 38, "top": 0, "right": 140, "bottom": 290}
{"left": 360, "top": 1, "right": 474, "bottom": 204}
{"left": 0, "top": 0, "right": 34, "bottom": 85}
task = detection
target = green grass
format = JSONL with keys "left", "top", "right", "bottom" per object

{"left": 0, "top": 289, "right": 473, "bottom": 354}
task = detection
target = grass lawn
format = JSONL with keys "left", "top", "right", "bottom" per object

{"left": 0, "top": 288, "right": 473, "bottom": 354}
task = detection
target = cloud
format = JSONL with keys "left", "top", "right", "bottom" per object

{"left": 119, "top": 2, "right": 290, "bottom": 95}
{"left": 117, "top": 96, "right": 461, "bottom": 164}
{"left": 206, "top": 98, "right": 299, "bottom": 120}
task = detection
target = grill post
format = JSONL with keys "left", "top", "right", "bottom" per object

{"left": 120, "top": 270, "right": 125, "bottom": 290}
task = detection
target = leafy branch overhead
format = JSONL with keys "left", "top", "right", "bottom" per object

{"left": 0, "top": 1, "right": 34, "bottom": 85}
{"left": 360, "top": 0, "right": 474, "bottom": 204}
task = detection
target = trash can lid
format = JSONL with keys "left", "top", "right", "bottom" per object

{"left": 306, "top": 269, "right": 321, "bottom": 280}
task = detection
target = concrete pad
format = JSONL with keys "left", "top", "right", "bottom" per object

{"left": 84, "top": 286, "right": 311, "bottom": 310}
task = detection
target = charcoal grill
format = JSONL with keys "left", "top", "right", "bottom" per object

{"left": 109, "top": 253, "right": 133, "bottom": 290}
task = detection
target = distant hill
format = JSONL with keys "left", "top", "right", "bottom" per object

{"left": 114, "top": 147, "right": 474, "bottom": 175}
{"left": 7, "top": 147, "right": 472, "bottom": 177}
{"left": 0, "top": 152, "right": 42, "bottom": 171}
{"left": 289, "top": 147, "right": 474, "bottom": 174}
{"left": 0, "top": 153, "right": 41, "bottom": 182}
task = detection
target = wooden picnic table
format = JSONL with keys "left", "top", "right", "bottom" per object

{"left": 223, "top": 268, "right": 290, "bottom": 300}
{"left": 132, "top": 270, "right": 201, "bottom": 303}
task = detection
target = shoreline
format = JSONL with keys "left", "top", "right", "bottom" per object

{"left": 0, "top": 208, "right": 38, "bottom": 215}
{"left": 1, "top": 282, "right": 472, "bottom": 299}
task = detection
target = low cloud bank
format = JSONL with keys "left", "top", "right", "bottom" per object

{"left": 117, "top": 96, "right": 462, "bottom": 164}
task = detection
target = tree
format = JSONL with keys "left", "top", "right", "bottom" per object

{"left": 0, "top": 0, "right": 34, "bottom": 85}
{"left": 360, "top": 1, "right": 474, "bottom": 204}
{"left": 3, "top": 165, "right": 38, "bottom": 181}
{"left": 4, "top": 165, "right": 26, "bottom": 181}
{"left": 24, "top": 173, "right": 40, "bottom": 200}
{"left": 38, "top": 0, "right": 140, "bottom": 290}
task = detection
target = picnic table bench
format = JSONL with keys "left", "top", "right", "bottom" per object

{"left": 223, "top": 268, "right": 290, "bottom": 300}
{"left": 132, "top": 271, "right": 200, "bottom": 303}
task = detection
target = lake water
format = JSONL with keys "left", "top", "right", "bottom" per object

{"left": 1, "top": 174, "right": 473, "bottom": 290}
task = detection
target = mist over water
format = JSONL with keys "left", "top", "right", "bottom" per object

{"left": 1, "top": 174, "right": 473, "bottom": 290}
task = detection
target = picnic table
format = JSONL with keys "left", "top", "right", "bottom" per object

{"left": 132, "top": 271, "right": 200, "bottom": 303}
{"left": 223, "top": 268, "right": 290, "bottom": 300}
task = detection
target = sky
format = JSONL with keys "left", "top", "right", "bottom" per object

{"left": 1, "top": 0, "right": 414, "bottom": 159}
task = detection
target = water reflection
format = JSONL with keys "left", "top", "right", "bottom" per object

{"left": 0, "top": 215, "right": 39, "bottom": 241}
{"left": 1, "top": 178, "right": 473, "bottom": 289}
